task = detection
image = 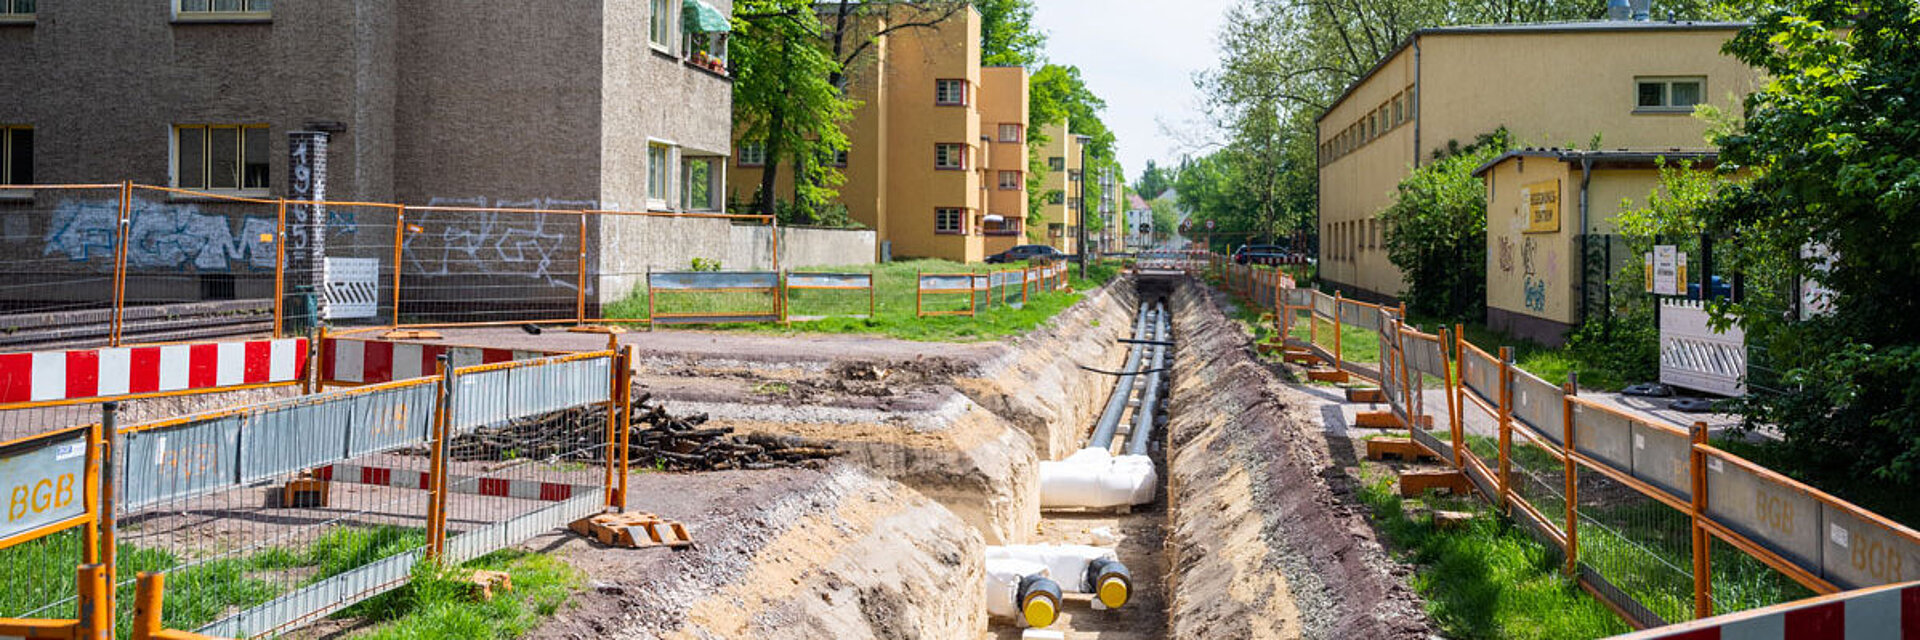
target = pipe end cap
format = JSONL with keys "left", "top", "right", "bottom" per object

{"left": 1022, "top": 595, "right": 1059, "bottom": 628}
{"left": 1097, "top": 576, "right": 1131, "bottom": 609}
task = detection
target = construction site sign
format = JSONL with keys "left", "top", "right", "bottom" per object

{"left": 1, "top": 427, "right": 92, "bottom": 547}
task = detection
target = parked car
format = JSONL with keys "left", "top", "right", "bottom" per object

{"left": 986, "top": 244, "right": 1068, "bottom": 264}
{"left": 1232, "top": 244, "right": 1296, "bottom": 265}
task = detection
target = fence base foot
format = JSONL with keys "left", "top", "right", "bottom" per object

{"left": 271, "top": 476, "right": 331, "bottom": 508}
{"left": 1365, "top": 437, "right": 1437, "bottom": 462}
{"left": 1306, "top": 368, "right": 1348, "bottom": 383}
{"left": 380, "top": 329, "right": 442, "bottom": 340}
{"left": 1398, "top": 469, "right": 1470, "bottom": 497}
{"left": 1345, "top": 388, "right": 1386, "bottom": 403}
{"left": 568, "top": 325, "right": 629, "bottom": 335}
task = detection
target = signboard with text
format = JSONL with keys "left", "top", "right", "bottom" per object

{"left": 1648, "top": 246, "right": 1688, "bottom": 296}
{"left": 1524, "top": 180, "right": 1561, "bottom": 234}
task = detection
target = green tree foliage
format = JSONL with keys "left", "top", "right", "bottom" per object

{"left": 731, "top": 0, "right": 855, "bottom": 223}
{"left": 975, "top": 0, "right": 1044, "bottom": 66}
{"left": 1026, "top": 64, "right": 1120, "bottom": 233}
{"left": 1379, "top": 131, "right": 1509, "bottom": 319}
{"left": 1135, "top": 160, "right": 1175, "bottom": 201}
{"left": 1698, "top": 0, "right": 1920, "bottom": 482}
{"left": 1149, "top": 198, "right": 1180, "bottom": 236}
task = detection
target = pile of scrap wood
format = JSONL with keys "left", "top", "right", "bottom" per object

{"left": 438, "top": 388, "right": 842, "bottom": 472}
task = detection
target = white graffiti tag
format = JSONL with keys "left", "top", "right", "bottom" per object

{"left": 402, "top": 197, "right": 594, "bottom": 291}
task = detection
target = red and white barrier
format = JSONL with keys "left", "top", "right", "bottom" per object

{"left": 315, "top": 463, "right": 585, "bottom": 502}
{"left": 321, "top": 338, "right": 553, "bottom": 385}
{"left": 1611, "top": 582, "right": 1918, "bottom": 640}
{"left": 0, "top": 338, "right": 308, "bottom": 404}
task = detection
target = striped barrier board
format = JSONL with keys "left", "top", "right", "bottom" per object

{"left": 322, "top": 338, "right": 555, "bottom": 385}
{"left": 1608, "top": 582, "right": 1918, "bottom": 639}
{"left": 315, "top": 463, "right": 589, "bottom": 502}
{"left": 0, "top": 338, "right": 308, "bottom": 404}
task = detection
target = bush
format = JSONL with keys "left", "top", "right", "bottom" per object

{"left": 1380, "top": 130, "right": 1509, "bottom": 321}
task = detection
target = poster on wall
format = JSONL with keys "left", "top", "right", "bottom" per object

{"left": 1648, "top": 245, "right": 1688, "bottom": 296}
{"left": 1523, "top": 180, "right": 1561, "bottom": 234}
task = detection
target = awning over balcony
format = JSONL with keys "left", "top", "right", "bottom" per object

{"left": 683, "top": 0, "right": 731, "bottom": 33}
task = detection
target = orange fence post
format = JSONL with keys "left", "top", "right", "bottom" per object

{"left": 110, "top": 181, "right": 133, "bottom": 347}
{"left": 391, "top": 206, "right": 407, "bottom": 330}
{"left": 1496, "top": 347, "right": 1515, "bottom": 513}
{"left": 1691, "top": 420, "right": 1712, "bottom": 619}
{"left": 868, "top": 268, "right": 877, "bottom": 319}
{"left": 75, "top": 563, "right": 109, "bottom": 640}
{"left": 273, "top": 198, "right": 288, "bottom": 339}
{"left": 576, "top": 213, "right": 588, "bottom": 325}
{"left": 915, "top": 271, "right": 923, "bottom": 318}
{"left": 1333, "top": 291, "right": 1345, "bottom": 371}
{"left": 1563, "top": 375, "right": 1580, "bottom": 577}
{"left": 132, "top": 572, "right": 164, "bottom": 640}
{"left": 617, "top": 344, "right": 637, "bottom": 510}
{"left": 425, "top": 356, "right": 451, "bottom": 559}
{"left": 604, "top": 333, "right": 621, "bottom": 509}
{"left": 1446, "top": 326, "right": 1465, "bottom": 469}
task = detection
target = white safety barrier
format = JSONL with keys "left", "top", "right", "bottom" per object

{"left": 1038, "top": 448, "right": 1158, "bottom": 509}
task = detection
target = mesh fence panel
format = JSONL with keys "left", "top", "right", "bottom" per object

{"left": 399, "top": 208, "right": 585, "bottom": 327}
{"left": 294, "top": 203, "right": 401, "bottom": 334}
{"left": 0, "top": 186, "right": 128, "bottom": 350}
{"left": 1573, "top": 460, "right": 1696, "bottom": 624}
{"left": 121, "top": 187, "right": 279, "bottom": 345}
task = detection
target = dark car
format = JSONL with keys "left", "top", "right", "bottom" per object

{"left": 986, "top": 244, "right": 1067, "bottom": 264}
{"left": 1232, "top": 244, "right": 1295, "bottom": 265}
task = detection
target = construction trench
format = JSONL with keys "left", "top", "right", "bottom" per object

{"left": 403, "top": 272, "right": 1426, "bottom": 640}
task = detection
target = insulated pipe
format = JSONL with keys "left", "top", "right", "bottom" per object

{"left": 1088, "top": 305, "right": 1155, "bottom": 451}
{"left": 1085, "top": 556, "right": 1133, "bottom": 610}
{"left": 1019, "top": 574, "right": 1064, "bottom": 628}
{"left": 1125, "top": 301, "right": 1169, "bottom": 456}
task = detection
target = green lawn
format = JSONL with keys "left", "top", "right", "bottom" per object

{"left": 342, "top": 549, "right": 581, "bottom": 640}
{"left": 601, "top": 258, "right": 1122, "bottom": 342}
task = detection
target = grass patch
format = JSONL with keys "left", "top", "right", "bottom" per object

{"left": 1356, "top": 465, "right": 1630, "bottom": 639}
{"left": 602, "top": 258, "right": 1120, "bottom": 342}
{"left": 344, "top": 549, "right": 581, "bottom": 640}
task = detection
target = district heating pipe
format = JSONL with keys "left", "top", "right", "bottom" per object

{"left": 1124, "top": 301, "right": 1169, "bottom": 456}
{"left": 1087, "top": 304, "right": 1156, "bottom": 451}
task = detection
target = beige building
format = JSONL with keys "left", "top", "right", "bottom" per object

{"left": 730, "top": 6, "right": 1026, "bottom": 264}
{"left": 1315, "top": 19, "right": 1761, "bottom": 326}
{"left": 1036, "top": 122, "right": 1084, "bottom": 254}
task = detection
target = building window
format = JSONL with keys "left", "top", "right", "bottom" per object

{"left": 1046, "top": 190, "right": 1065, "bottom": 205}
{"left": 737, "top": 142, "right": 766, "bottom": 167}
{"left": 935, "top": 143, "right": 966, "bottom": 170}
{"left": 935, "top": 79, "right": 968, "bottom": 106}
{"left": 176, "top": 0, "right": 271, "bottom": 18}
{"left": 1047, "top": 157, "right": 1065, "bottom": 172}
{"left": 998, "top": 171, "right": 1022, "bottom": 191}
{"left": 1068, "top": 170, "right": 1082, "bottom": 183}
{"left": 2, "top": 0, "right": 35, "bottom": 20}
{"left": 174, "top": 125, "right": 269, "bottom": 192}
{"left": 648, "top": 143, "right": 672, "bottom": 207}
{"left": 998, "top": 123, "right": 1023, "bottom": 143}
{"left": 821, "top": 147, "right": 848, "bottom": 168}
{"left": 1, "top": 127, "right": 30, "bottom": 186}
{"left": 935, "top": 208, "right": 965, "bottom": 234}
{"left": 651, "top": 0, "right": 675, "bottom": 50}
{"left": 1068, "top": 196, "right": 1080, "bottom": 211}
{"left": 1636, "top": 77, "right": 1705, "bottom": 111}
{"left": 1048, "top": 223, "right": 1064, "bottom": 238}
{"left": 683, "top": 157, "right": 717, "bottom": 211}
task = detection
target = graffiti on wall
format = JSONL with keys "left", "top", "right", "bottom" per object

{"left": 401, "top": 197, "right": 598, "bottom": 291}
{"left": 43, "top": 200, "right": 277, "bottom": 271}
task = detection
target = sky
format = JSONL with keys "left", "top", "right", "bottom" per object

{"left": 1030, "top": 0, "right": 1236, "bottom": 183}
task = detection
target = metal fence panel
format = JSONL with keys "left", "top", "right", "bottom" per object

{"left": 1819, "top": 506, "right": 1920, "bottom": 589}
{"left": 786, "top": 272, "right": 870, "bottom": 289}
{"left": 1404, "top": 335, "right": 1448, "bottom": 380}
{"left": 1339, "top": 299, "right": 1380, "bottom": 333}
{"left": 1286, "top": 288, "right": 1311, "bottom": 306}
{"left": 920, "top": 275, "right": 974, "bottom": 291}
{"left": 1703, "top": 452, "right": 1825, "bottom": 573}
{"left": 512, "top": 358, "right": 611, "bottom": 419}
{"left": 346, "top": 383, "right": 439, "bottom": 457}
{"left": 1570, "top": 402, "right": 1634, "bottom": 477}
{"left": 1510, "top": 370, "right": 1565, "bottom": 446}
{"left": 452, "top": 368, "right": 514, "bottom": 432}
{"left": 198, "top": 548, "right": 423, "bottom": 638}
{"left": 1630, "top": 422, "right": 1692, "bottom": 501}
{"left": 238, "top": 400, "right": 351, "bottom": 484}
{"left": 1312, "top": 291, "right": 1335, "bottom": 318}
{"left": 445, "top": 491, "right": 603, "bottom": 565}
{"left": 121, "top": 415, "right": 242, "bottom": 510}
{"left": 0, "top": 428, "right": 91, "bottom": 541}
{"left": 649, "top": 271, "right": 778, "bottom": 290}
{"left": 1462, "top": 349, "right": 1501, "bottom": 407}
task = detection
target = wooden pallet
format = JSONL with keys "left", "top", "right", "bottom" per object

{"left": 570, "top": 512, "right": 694, "bottom": 549}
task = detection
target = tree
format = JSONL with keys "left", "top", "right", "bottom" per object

{"left": 731, "top": 0, "right": 855, "bottom": 222}
{"left": 1149, "top": 198, "right": 1179, "bottom": 236}
{"left": 1135, "top": 160, "right": 1174, "bottom": 201}
{"left": 1379, "top": 130, "right": 1509, "bottom": 319}
{"left": 976, "top": 0, "right": 1044, "bottom": 66}
{"left": 1025, "top": 64, "right": 1120, "bottom": 238}
{"left": 1698, "top": 0, "right": 1920, "bottom": 482}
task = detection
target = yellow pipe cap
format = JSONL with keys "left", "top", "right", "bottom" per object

{"left": 1022, "top": 595, "right": 1058, "bottom": 628}
{"left": 1097, "top": 576, "right": 1130, "bottom": 609}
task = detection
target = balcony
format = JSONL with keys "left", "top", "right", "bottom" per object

{"left": 983, "top": 214, "right": 1022, "bottom": 237}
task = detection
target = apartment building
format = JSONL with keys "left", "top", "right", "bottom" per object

{"left": 1036, "top": 122, "right": 1084, "bottom": 255}
{"left": 0, "top": 0, "right": 736, "bottom": 312}
{"left": 729, "top": 6, "right": 1026, "bottom": 264}
{"left": 1314, "top": 18, "right": 1761, "bottom": 333}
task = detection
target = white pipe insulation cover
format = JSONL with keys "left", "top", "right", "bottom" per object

{"left": 985, "top": 558, "right": 1050, "bottom": 621}
{"left": 1038, "top": 447, "right": 1158, "bottom": 509}
{"left": 985, "top": 544, "right": 1119, "bottom": 594}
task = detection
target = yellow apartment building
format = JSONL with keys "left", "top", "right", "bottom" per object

{"left": 1314, "top": 19, "right": 1761, "bottom": 336}
{"left": 1037, "top": 122, "right": 1084, "bottom": 254}
{"left": 728, "top": 6, "right": 1027, "bottom": 264}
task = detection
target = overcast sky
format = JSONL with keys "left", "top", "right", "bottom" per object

{"left": 1031, "top": 0, "right": 1235, "bottom": 182}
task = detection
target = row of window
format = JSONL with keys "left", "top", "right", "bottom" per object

{"left": 0, "top": 1, "right": 273, "bottom": 19}
{"left": 736, "top": 142, "right": 1003, "bottom": 173}
{"left": 1323, "top": 218, "right": 1384, "bottom": 262}
{"left": 1320, "top": 86, "right": 1414, "bottom": 166}
{"left": 932, "top": 208, "right": 1022, "bottom": 235}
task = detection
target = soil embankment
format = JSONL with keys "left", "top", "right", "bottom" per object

{"left": 1164, "top": 282, "right": 1433, "bottom": 639}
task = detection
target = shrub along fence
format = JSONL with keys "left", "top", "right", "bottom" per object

{"left": 1220, "top": 275, "right": 1920, "bottom": 634}
{"left": 0, "top": 339, "right": 637, "bottom": 639}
